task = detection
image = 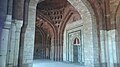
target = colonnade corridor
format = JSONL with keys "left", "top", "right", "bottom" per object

{"left": 33, "top": 60, "right": 83, "bottom": 67}
{"left": 1, "top": 0, "right": 120, "bottom": 67}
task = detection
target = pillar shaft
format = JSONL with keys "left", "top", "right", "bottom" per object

{"left": 13, "top": 20, "right": 23, "bottom": 67}
{"left": 18, "top": 6, "right": 36, "bottom": 67}
{"left": 0, "top": 15, "right": 12, "bottom": 67}
{"left": 6, "top": 22, "right": 16, "bottom": 67}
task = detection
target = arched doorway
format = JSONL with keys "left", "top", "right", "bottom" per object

{"left": 63, "top": 0, "right": 100, "bottom": 66}
{"left": 73, "top": 37, "right": 80, "bottom": 63}
{"left": 18, "top": 0, "right": 100, "bottom": 67}
{"left": 34, "top": 15, "right": 55, "bottom": 60}
{"left": 34, "top": 28, "right": 45, "bottom": 59}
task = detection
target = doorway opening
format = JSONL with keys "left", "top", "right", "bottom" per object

{"left": 34, "top": 0, "right": 81, "bottom": 62}
{"left": 32, "top": 0, "right": 97, "bottom": 67}
{"left": 34, "top": 27, "right": 51, "bottom": 60}
{"left": 73, "top": 45, "right": 78, "bottom": 63}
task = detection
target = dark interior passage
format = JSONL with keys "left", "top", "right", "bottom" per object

{"left": 34, "top": 28, "right": 51, "bottom": 60}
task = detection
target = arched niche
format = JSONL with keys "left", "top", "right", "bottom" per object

{"left": 73, "top": 37, "right": 80, "bottom": 45}
{"left": 35, "top": 16, "right": 56, "bottom": 60}
{"left": 34, "top": 28, "right": 44, "bottom": 59}
{"left": 63, "top": 0, "right": 99, "bottom": 67}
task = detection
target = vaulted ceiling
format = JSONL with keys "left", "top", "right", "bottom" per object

{"left": 36, "top": 0, "right": 81, "bottom": 38}
{"left": 35, "top": 0, "right": 120, "bottom": 38}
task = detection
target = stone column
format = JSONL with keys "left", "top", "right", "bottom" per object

{"left": 0, "top": 15, "right": 12, "bottom": 67}
{"left": 100, "top": 30, "right": 118, "bottom": 67}
{"left": 82, "top": 17, "right": 94, "bottom": 67}
{"left": 59, "top": 45, "right": 63, "bottom": 61}
{"left": 116, "top": 5, "right": 120, "bottom": 66}
{"left": 107, "top": 30, "right": 117, "bottom": 67}
{"left": 50, "top": 38, "right": 55, "bottom": 60}
{"left": 63, "top": 30, "right": 67, "bottom": 61}
{"left": 6, "top": 21, "right": 16, "bottom": 67}
{"left": 0, "top": 0, "right": 8, "bottom": 39}
{"left": 19, "top": 6, "right": 36, "bottom": 67}
{"left": 100, "top": 30, "right": 107, "bottom": 67}
{"left": 13, "top": 20, "right": 23, "bottom": 67}
{"left": 54, "top": 39, "right": 58, "bottom": 61}
{"left": 0, "top": 17, "right": 5, "bottom": 40}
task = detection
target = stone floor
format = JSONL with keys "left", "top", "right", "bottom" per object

{"left": 33, "top": 60, "right": 83, "bottom": 67}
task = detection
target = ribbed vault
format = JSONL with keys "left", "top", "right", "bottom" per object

{"left": 35, "top": 0, "right": 81, "bottom": 61}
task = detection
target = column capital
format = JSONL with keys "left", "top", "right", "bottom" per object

{"left": 29, "top": 6, "right": 36, "bottom": 10}
{"left": 3, "top": 15, "right": 12, "bottom": 29}
{"left": 15, "top": 20, "right": 23, "bottom": 27}
{"left": 13, "top": 20, "right": 23, "bottom": 31}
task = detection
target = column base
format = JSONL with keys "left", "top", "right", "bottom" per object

{"left": 100, "top": 63, "right": 120, "bottom": 67}
{"left": 0, "top": 55, "right": 6, "bottom": 67}
{"left": 114, "top": 63, "right": 120, "bottom": 67}
{"left": 13, "top": 66, "right": 17, "bottom": 67}
{"left": 100, "top": 63, "right": 107, "bottom": 67}
{"left": 6, "top": 64, "right": 13, "bottom": 67}
{"left": 18, "top": 63, "right": 33, "bottom": 67}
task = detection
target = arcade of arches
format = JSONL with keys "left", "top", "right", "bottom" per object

{"left": 0, "top": 0, "right": 120, "bottom": 67}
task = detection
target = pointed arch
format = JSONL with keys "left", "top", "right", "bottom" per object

{"left": 73, "top": 37, "right": 80, "bottom": 45}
